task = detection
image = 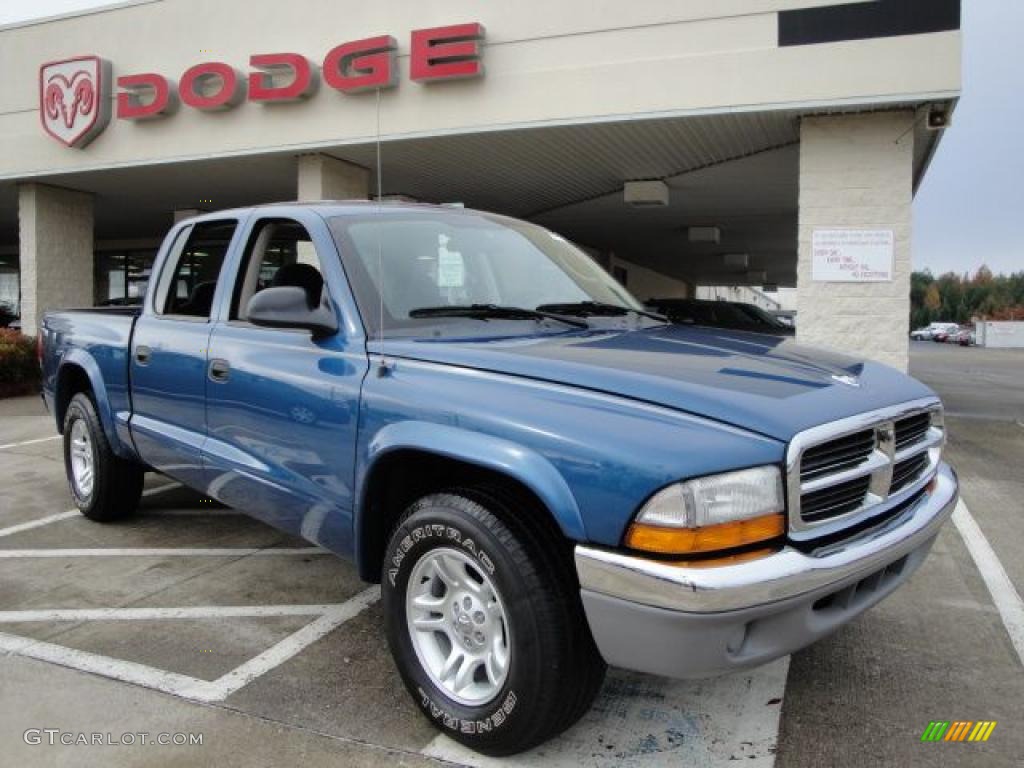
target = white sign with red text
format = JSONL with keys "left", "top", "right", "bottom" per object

{"left": 811, "top": 228, "right": 894, "bottom": 282}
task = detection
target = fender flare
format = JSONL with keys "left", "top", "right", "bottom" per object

{"left": 358, "top": 421, "right": 587, "bottom": 556}
{"left": 56, "top": 350, "right": 129, "bottom": 457}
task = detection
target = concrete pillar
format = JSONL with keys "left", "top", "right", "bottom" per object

{"left": 796, "top": 111, "right": 914, "bottom": 371}
{"left": 18, "top": 183, "right": 94, "bottom": 337}
{"left": 296, "top": 154, "right": 369, "bottom": 202}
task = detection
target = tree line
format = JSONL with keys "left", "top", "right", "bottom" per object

{"left": 910, "top": 267, "right": 1024, "bottom": 328}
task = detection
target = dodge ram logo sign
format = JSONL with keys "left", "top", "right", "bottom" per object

{"left": 39, "top": 23, "right": 483, "bottom": 149}
{"left": 39, "top": 56, "right": 112, "bottom": 148}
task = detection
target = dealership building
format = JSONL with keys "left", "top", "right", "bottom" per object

{"left": 0, "top": 0, "right": 961, "bottom": 369}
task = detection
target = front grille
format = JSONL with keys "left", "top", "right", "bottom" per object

{"left": 895, "top": 413, "right": 930, "bottom": 451}
{"left": 788, "top": 402, "right": 943, "bottom": 533}
{"left": 891, "top": 453, "right": 929, "bottom": 493}
{"left": 800, "top": 429, "right": 875, "bottom": 481}
{"left": 801, "top": 476, "right": 871, "bottom": 522}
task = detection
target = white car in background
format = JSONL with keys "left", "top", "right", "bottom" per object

{"left": 911, "top": 322, "right": 958, "bottom": 341}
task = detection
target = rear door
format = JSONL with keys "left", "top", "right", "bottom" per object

{"left": 130, "top": 218, "right": 241, "bottom": 488}
{"left": 202, "top": 211, "right": 368, "bottom": 553}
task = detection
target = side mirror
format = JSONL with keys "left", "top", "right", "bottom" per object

{"left": 246, "top": 286, "right": 338, "bottom": 339}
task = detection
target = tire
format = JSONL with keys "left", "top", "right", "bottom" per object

{"left": 63, "top": 392, "right": 144, "bottom": 522}
{"left": 382, "top": 487, "right": 606, "bottom": 756}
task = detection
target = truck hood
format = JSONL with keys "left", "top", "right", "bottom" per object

{"left": 376, "top": 324, "right": 936, "bottom": 442}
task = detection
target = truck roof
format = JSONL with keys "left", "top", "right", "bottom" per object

{"left": 188, "top": 200, "right": 465, "bottom": 220}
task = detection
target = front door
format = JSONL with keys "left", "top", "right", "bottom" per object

{"left": 202, "top": 213, "right": 367, "bottom": 553}
{"left": 130, "top": 218, "right": 240, "bottom": 489}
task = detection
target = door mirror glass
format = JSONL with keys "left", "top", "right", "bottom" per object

{"left": 246, "top": 286, "right": 338, "bottom": 339}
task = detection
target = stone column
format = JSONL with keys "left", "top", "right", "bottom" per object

{"left": 296, "top": 154, "right": 369, "bottom": 202}
{"left": 796, "top": 111, "right": 914, "bottom": 371}
{"left": 18, "top": 183, "right": 94, "bottom": 337}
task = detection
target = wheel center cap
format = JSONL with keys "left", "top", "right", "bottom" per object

{"left": 451, "top": 592, "right": 488, "bottom": 649}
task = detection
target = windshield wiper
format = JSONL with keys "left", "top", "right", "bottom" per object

{"left": 408, "top": 304, "right": 589, "bottom": 329}
{"left": 536, "top": 301, "right": 667, "bottom": 323}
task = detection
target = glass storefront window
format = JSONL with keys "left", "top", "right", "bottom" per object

{"left": 94, "top": 250, "right": 156, "bottom": 306}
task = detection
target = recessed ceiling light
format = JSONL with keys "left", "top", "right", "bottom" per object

{"left": 623, "top": 180, "right": 669, "bottom": 207}
{"left": 688, "top": 226, "right": 721, "bottom": 243}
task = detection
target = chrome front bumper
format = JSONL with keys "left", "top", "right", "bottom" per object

{"left": 575, "top": 462, "right": 958, "bottom": 678}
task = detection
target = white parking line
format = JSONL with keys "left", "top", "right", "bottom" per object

{"left": 200, "top": 586, "right": 380, "bottom": 701}
{"left": 0, "top": 547, "right": 329, "bottom": 558}
{"left": 953, "top": 500, "right": 1024, "bottom": 666}
{"left": 0, "top": 482, "right": 209, "bottom": 538}
{"left": 0, "top": 435, "right": 60, "bottom": 451}
{"left": 0, "top": 510, "right": 79, "bottom": 539}
{"left": 0, "top": 587, "right": 380, "bottom": 703}
{"left": 0, "top": 604, "right": 343, "bottom": 623}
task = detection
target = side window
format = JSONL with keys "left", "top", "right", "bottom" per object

{"left": 155, "top": 220, "right": 236, "bottom": 318}
{"left": 232, "top": 218, "right": 325, "bottom": 322}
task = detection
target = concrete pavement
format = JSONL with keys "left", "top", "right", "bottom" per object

{"left": 1, "top": 343, "right": 1021, "bottom": 766}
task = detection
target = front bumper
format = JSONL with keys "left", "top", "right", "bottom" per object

{"left": 575, "top": 461, "right": 958, "bottom": 679}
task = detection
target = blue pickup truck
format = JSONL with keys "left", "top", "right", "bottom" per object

{"left": 40, "top": 202, "right": 957, "bottom": 755}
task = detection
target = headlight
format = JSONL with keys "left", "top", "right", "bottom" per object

{"left": 625, "top": 466, "right": 785, "bottom": 555}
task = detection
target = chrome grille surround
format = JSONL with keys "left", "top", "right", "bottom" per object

{"left": 786, "top": 397, "right": 944, "bottom": 539}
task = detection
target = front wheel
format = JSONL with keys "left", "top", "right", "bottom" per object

{"left": 382, "top": 488, "right": 606, "bottom": 756}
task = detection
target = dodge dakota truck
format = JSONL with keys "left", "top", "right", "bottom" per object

{"left": 40, "top": 202, "right": 958, "bottom": 755}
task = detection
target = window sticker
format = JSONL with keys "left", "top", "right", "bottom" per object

{"left": 437, "top": 237, "right": 465, "bottom": 288}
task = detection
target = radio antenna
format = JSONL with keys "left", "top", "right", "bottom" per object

{"left": 374, "top": 85, "right": 388, "bottom": 376}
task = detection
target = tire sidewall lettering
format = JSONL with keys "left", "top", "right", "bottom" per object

{"left": 388, "top": 519, "right": 496, "bottom": 587}
{"left": 417, "top": 686, "right": 518, "bottom": 734}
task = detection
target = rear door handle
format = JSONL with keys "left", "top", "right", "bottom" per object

{"left": 135, "top": 345, "right": 152, "bottom": 365}
{"left": 208, "top": 358, "right": 230, "bottom": 383}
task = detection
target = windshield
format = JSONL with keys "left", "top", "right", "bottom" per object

{"left": 328, "top": 208, "right": 643, "bottom": 336}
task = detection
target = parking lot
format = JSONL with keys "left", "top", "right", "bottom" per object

{"left": 1, "top": 344, "right": 1022, "bottom": 767}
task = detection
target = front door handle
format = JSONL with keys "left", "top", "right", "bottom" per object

{"left": 135, "top": 345, "right": 152, "bottom": 365}
{"left": 208, "top": 358, "right": 230, "bottom": 383}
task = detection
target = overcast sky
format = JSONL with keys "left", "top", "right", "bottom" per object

{"left": 3, "top": 0, "right": 1019, "bottom": 277}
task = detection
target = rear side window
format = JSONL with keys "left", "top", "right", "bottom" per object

{"left": 154, "top": 220, "right": 237, "bottom": 318}
{"left": 231, "top": 218, "right": 325, "bottom": 322}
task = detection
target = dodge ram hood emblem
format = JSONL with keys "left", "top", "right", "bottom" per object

{"left": 831, "top": 373, "right": 861, "bottom": 387}
{"left": 39, "top": 56, "right": 111, "bottom": 148}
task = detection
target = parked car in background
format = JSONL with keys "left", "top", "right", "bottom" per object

{"left": 646, "top": 298, "right": 794, "bottom": 336}
{"left": 911, "top": 322, "right": 958, "bottom": 341}
{"left": 953, "top": 328, "right": 974, "bottom": 346}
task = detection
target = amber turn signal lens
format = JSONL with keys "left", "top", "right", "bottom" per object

{"left": 625, "top": 513, "right": 785, "bottom": 555}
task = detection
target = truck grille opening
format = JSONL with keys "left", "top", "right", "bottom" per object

{"left": 800, "top": 476, "right": 871, "bottom": 522}
{"left": 799, "top": 429, "right": 875, "bottom": 482}
{"left": 891, "top": 453, "right": 929, "bottom": 493}
{"left": 789, "top": 404, "right": 943, "bottom": 533}
{"left": 894, "top": 413, "right": 930, "bottom": 451}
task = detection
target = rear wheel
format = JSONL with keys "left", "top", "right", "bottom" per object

{"left": 63, "top": 392, "right": 144, "bottom": 522}
{"left": 382, "top": 487, "right": 606, "bottom": 756}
